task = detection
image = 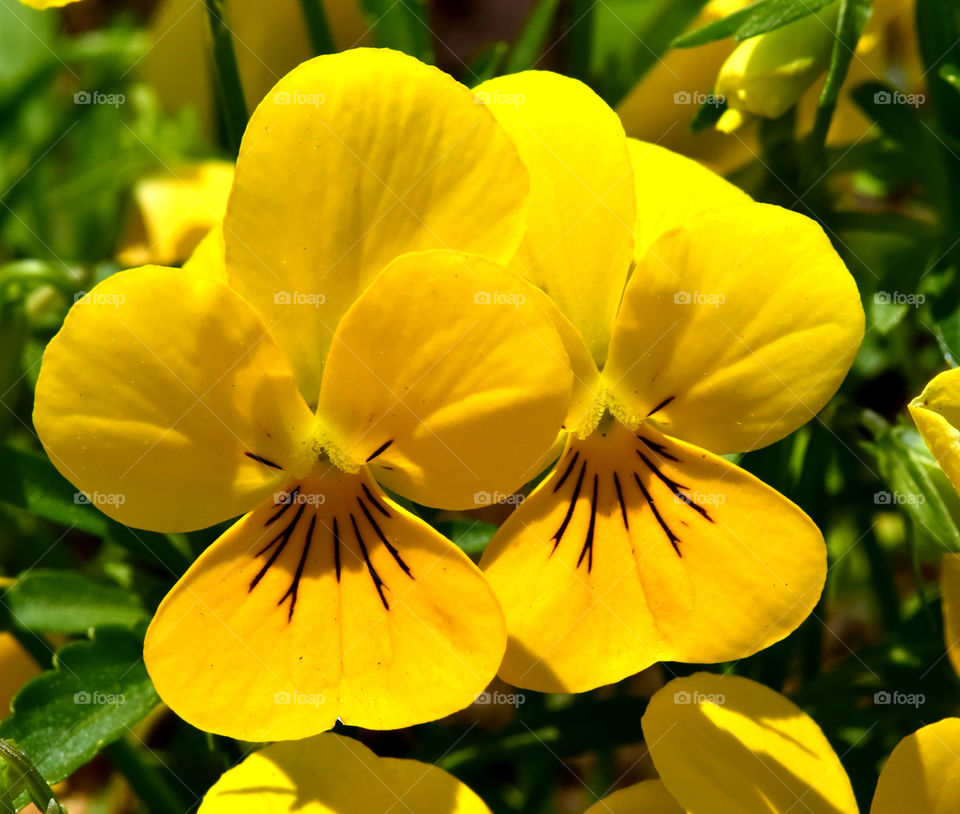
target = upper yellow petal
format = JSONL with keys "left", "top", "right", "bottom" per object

{"left": 225, "top": 49, "right": 531, "bottom": 401}
{"left": 473, "top": 71, "right": 635, "bottom": 367}
{"left": 316, "top": 251, "right": 572, "bottom": 511}
{"left": 870, "top": 719, "right": 960, "bottom": 814}
{"left": 33, "top": 266, "right": 315, "bottom": 532}
{"left": 604, "top": 202, "right": 864, "bottom": 454}
{"left": 198, "top": 733, "right": 492, "bottom": 814}
{"left": 643, "top": 673, "right": 859, "bottom": 814}
{"left": 909, "top": 368, "right": 960, "bottom": 496}
{"left": 584, "top": 780, "right": 684, "bottom": 814}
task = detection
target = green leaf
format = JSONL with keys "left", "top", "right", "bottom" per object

{"left": 0, "top": 445, "right": 190, "bottom": 574}
{"left": 0, "top": 627, "right": 160, "bottom": 785}
{"left": 690, "top": 93, "right": 728, "bottom": 132}
{"left": 674, "top": 0, "right": 837, "bottom": 48}
{"left": 434, "top": 518, "right": 499, "bottom": 557}
{"left": 467, "top": 40, "right": 508, "bottom": 85}
{"left": 938, "top": 62, "right": 960, "bottom": 93}
{"left": 6, "top": 571, "right": 147, "bottom": 635}
{"left": 359, "top": 0, "right": 434, "bottom": 64}
{"left": 502, "top": 0, "right": 563, "bottom": 74}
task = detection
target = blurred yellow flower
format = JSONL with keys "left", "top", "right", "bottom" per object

{"left": 475, "top": 71, "right": 863, "bottom": 694}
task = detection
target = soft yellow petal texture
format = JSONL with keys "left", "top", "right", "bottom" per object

{"left": 316, "top": 252, "right": 572, "bottom": 510}
{"left": 627, "top": 139, "right": 750, "bottom": 262}
{"left": 910, "top": 368, "right": 960, "bottom": 497}
{"left": 940, "top": 555, "right": 960, "bottom": 679}
{"left": 870, "top": 719, "right": 960, "bottom": 814}
{"left": 145, "top": 466, "right": 506, "bottom": 741}
{"left": 118, "top": 161, "right": 233, "bottom": 267}
{"left": 33, "top": 266, "right": 315, "bottom": 533}
{"left": 643, "top": 673, "right": 859, "bottom": 814}
{"left": 198, "top": 733, "right": 492, "bottom": 814}
{"left": 473, "top": 71, "right": 635, "bottom": 366}
{"left": 182, "top": 224, "right": 226, "bottom": 280}
{"left": 18, "top": 0, "right": 79, "bottom": 7}
{"left": 603, "top": 203, "right": 863, "bottom": 455}
{"left": 143, "top": 0, "right": 369, "bottom": 133}
{"left": 480, "top": 419, "right": 824, "bottom": 693}
{"left": 226, "top": 49, "right": 530, "bottom": 401}
{"left": 584, "top": 780, "right": 684, "bottom": 814}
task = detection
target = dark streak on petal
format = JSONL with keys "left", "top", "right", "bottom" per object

{"left": 577, "top": 474, "right": 599, "bottom": 571}
{"left": 636, "top": 450, "right": 713, "bottom": 523}
{"left": 646, "top": 395, "right": 675, "bottom": 417}
{"left": 634, "top": 472, "right": 681, "bottom": 556}
{"left": 265, "top": 485, "right": 300, "bottom": 526}
{"left": 279, "top": 512, "right": 316, "bottom": 622}
{"left": 553, "top": 450, "right": 581, "bottom": 493}
{"left": 613, "top": 471, "right": 629, "bottom": 531}
{"left": 350, "top": 513, "right": 389, "bottom": 610}
{"left": 251, "top": 503, "right": 306, "bottom": 590}
{"left": 552, "top": 460, "right": 587, "bottom": 552}
{"left": 357, "top": 496, "right": 412, "bottom": 579}
{"left": 361, "top": 483, "right": 391, "bottom": 518}
{"left": 365, "top": 439, "right": 394, "bottom": 463}
{"left": 245, "top": 451, "right": 283, "bottom": 470}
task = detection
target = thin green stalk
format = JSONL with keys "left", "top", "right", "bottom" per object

{"left": 298, "top": 0, "right": 336, "bottom": 55}
{"left": 0, "top": 738, "right": 64, "bottom": 814}
{"left": 105, "top": 738, "right": 182, "bottom": 814}
{"left": 203, "top": 0, "right": 248, "bottom": 156}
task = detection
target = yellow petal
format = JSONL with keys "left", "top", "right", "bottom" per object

{"left": 643, "top": 673, "right": 858, "bottom": 814}
{"left": 316, "top": 251, "right": 572, "bottom": 510}
{"left": 145, "top": 466, "right": 506, "bottom": 740}
{"left": 603, "top": 203, "right": 863, "bottom": 455}
{"left": 584, "top": 780, "right": 684, "bottom": 814}
{"left": 870, "top": 718, "right": 960, "bottom": 814}
{"left": 17, "top": 0, "right": 79, "bottom": 7}
{"left": 225, "top": 49, "right": 530, "bottom": 401}
{"left": 481, "top": 418, "right": 824, "bottom": 693}
{"left": 627, "top": 139, "right": 750, "bottom": 262}
{"left": 198, "top": 733, "right": 492, "bottom": 814}
{"left": 910, "top": 368, "right": 960, "bottom": 496}
{"left": 0, "top": 633, "right": 39, "bottom": 720}
{"left": 118, "top": 162, "right": 234, "bottom": 267}
{"left": 33, "top": 266, "right": 315, "bottom": 532}
{"left": 473, "top": 71, "right": 635, "bottom": 367}
{"left": 941, "top": 554, "right": 960, "bottom": 679}
{"left": 182, "top": 223, "right": 226, "bottom": 281}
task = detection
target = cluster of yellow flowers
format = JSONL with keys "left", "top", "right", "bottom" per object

{"left": 25, "top": 38, "right": 960, "bottom": 812}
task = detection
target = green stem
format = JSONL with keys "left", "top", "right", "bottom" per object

{"left": 105, "top": 738, "right": 182, "bottom": 814}
{"left": 0, "top": 739, "right": 64, "bottom": 814}
{"left": 203, "top": 0, "right": 248, "bottom": 156}
{"left": 298, "top": 0, "right": 336, "bottom": 55}
{"left": 862, "top": 530, "right": 902, "bottom": 631}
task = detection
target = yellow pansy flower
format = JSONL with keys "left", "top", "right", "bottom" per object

{"left": 910, "top": 369, "right": 960, "bottom": 498}
{"left": 589, "top": 673, "right": 960, "bottom": 814}
{"left": 32, "top": 49, "right": 573, "bottom": 741}
{"left": 474, "top": 71, "right": 864, "bottom": 693}
{"left": 117, "top": 161, "right": 234, "bottom": 268}
{"left": 198, "top": 732, "right": 491, "bottom": 814}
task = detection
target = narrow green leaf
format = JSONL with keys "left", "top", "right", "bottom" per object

{"left": 203, "top": 0, "right": 248, "bottom": 155}
{"left": 434, "top": 519, "right": 498, "bottom": 557}
{"left": 467, "top": 41, "right": 508, "bottom": 85}
{"left": 0, "top": 627, "right": 160, "bottom": 785}
{"left": 6, "top": 571, "right": 147, "bottom": 635}
{"left": 690, "top": 93, "right": 728, "bottom": 132}
{"left": 674, "top": 0, "right": 837, "bottom": 48}
{"left": 297, "top": 0, "right": 336, "bottom": 55}
{"left": 502, "top": 0, "right": 562, "bottom": 74}
{"left": 359, "top": 0, "right": 434, "bottom": 64}
{"left": 939, "top": 62, "right": 960, "bottom": 93}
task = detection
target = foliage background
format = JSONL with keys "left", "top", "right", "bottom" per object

{"left": 1, "top": 0, "right": 960, "bottom": 811}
